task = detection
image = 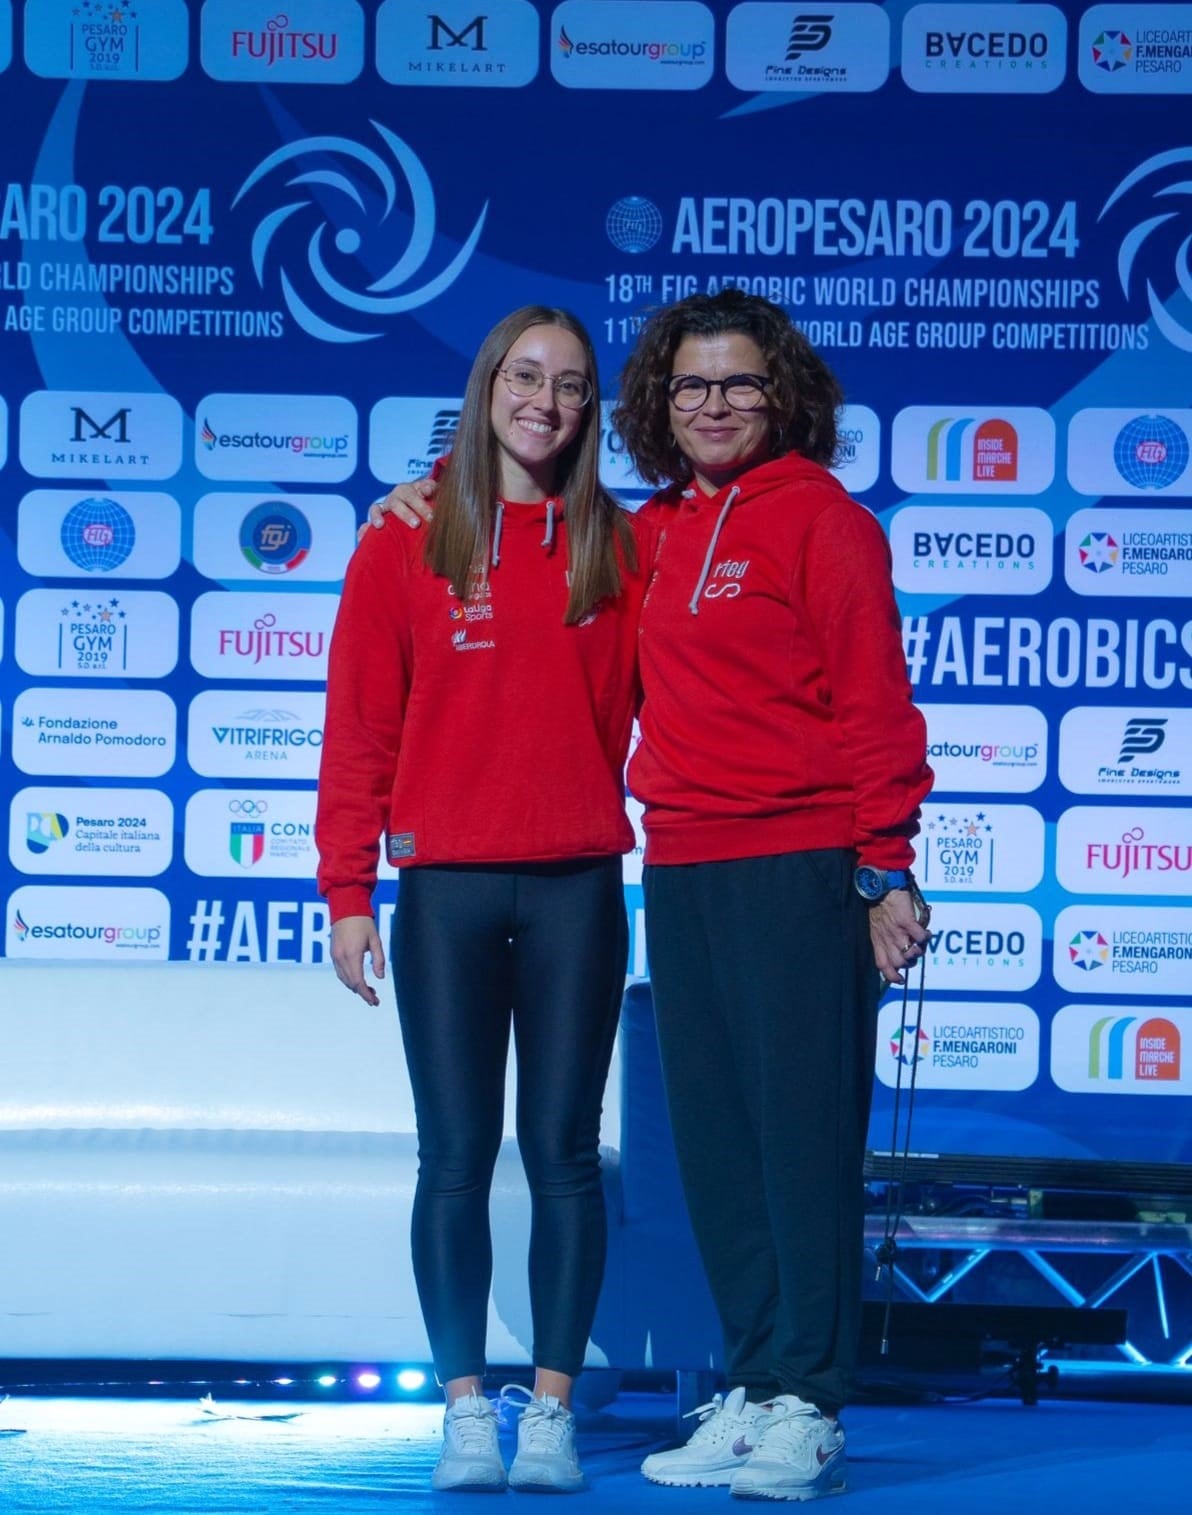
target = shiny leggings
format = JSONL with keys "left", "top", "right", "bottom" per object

{"left": 391, "top": 859, "right": 628, "bottom": 1383}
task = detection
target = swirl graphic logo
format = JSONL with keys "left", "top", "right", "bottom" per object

{"left": 233, "top": 121, "right": 488, "bottom": 344}
{"left": 1100, "top": 147, "right": 1192, "bottom": 352}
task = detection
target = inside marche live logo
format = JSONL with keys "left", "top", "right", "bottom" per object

{"left": 1089, "top": 1015, "right": 1180, "bottom": 1081}
{"left": 927, "top": 417, "right": 1018, "bottom": 481}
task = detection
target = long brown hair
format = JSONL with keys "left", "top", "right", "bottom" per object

{"left": 426, "top": 306, "right": 636, "bottom": 623}
{"left": 613, "top": 289, "right": 843, "bottom": 487}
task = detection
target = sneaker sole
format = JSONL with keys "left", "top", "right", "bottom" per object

{"left": 508, "top": 1473, "right": 584, "bottom": 1493}
{"left": 732, "top": 1475, "right": 847, "bottom": 1502}
{"left": 643, "top": 1468, "right": 739, "bottom": 1488}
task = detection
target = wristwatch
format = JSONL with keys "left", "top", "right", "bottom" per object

{"left": 853, "top": 865, "right": 910, "bottom": 903}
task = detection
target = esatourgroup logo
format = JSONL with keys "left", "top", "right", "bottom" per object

{"left": 916, "top": 801, "right": 1045, "bottom": 892}
{"left": 901, "top": 3, "right": 1067, "bottom": 92}
{"left": 1064, "top": 508, "right": 1192, "bottom": 596}
{"left": 1054, "top": 905, "right": 1192, "bottom": 997}
{"left": 184, "top": 789, "right": 318, "bottom": 878}
{"left": 876, "top": 1000, "right": 1040, "bottom": 1090}
{"left": 369, "top": 397, "right": 463, "bottom": 483}
{"left": 725, "top": 3, "right": 890, "bottom": 93}
{"left": 1068, "top": 408, "right": 1192, "bottom": 495}
{"left": 24, "top": 0, "right": 188, "bottom": 80}
{"left": 193, "top": 493, "right": 355, "bottom": 583}
{"left": 890, "top": 505, "right": 1052, "bottom": 594}
{"left": 1052, "top": 1004, "right": 1189, "bottom": 1094}
{"left": 15, "top": 589, "right": 179, "bottom": 679}
{"left": 1058, "top": 706, "right": 1189, "bottom": 795}
{"left": 189, "top": 592, "right": 337, "bottom": 681}
{"left": 921, "top": 703, "right": 1047, "bottom": 792}
{"left": 550, "top": 0, "right": 715, "bottom": 89}
{"left": 12, "top": 687, "right": 177, "bottom": 778}
{"left": 6, "top": 885, "right": 170, "bottom": 959}
{"left": 186, "top": 690, "right": 325, "bottom": 779}
{"left": 376, "top": 0, "right": 539, "bottom": 86}
{"left": 18, "top": 391, "right": 184, "bottom": 480}
{"left": 9, "top": 786, "right": 173, "bottom": 877}
{"left": 17, "top": 489, "right": 182, "bottom": 579}
{"left": 891, "top": 406, "right": 1055, "bottom": 494}
{"left": 920, "top": 901, "right": 1042, "bottom": 991}
{"left": 195, "top": 394, "right": 357, "bottom": 483}
{"left": 1056, "top": 806, "right": 1192, "bottom": 896}
{"left": 201, "top": 0, "right": 365, "bottom": 83}
{"left": 1079, "top": 5, "right": 1192, "bottom": 94}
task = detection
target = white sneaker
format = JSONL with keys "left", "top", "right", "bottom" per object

{"left": 641, "top": 1386, "right": 768, "bottom": 1487}
{"left": 431, "top": 1390, "right": 507, "bottom": 1493}
{"left": 730, "top": 1395, "right": 846, "bottom": 1502}
{"left": 504, "top": 1387, "right": 584, "bottom": 1493}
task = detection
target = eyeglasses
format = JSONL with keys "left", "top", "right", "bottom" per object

{"left": 495, "top": 362, "right": 593, "bottom": 410}
{"left": 667, "top": 373, "right": 772, "bottom": 412}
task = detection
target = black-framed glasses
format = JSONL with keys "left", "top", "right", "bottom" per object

{"left": 667, "top": 373, "right": 772, "bottom": 412}
{"left": 495, "top": 362, "right": 593, "bottom": 410}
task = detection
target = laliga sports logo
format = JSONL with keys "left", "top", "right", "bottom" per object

{"left": 233, "top": 122, "right": 489, "bottom": 344}
{"left": 1099, "top": 147, "right": 1192, "bottom": 353}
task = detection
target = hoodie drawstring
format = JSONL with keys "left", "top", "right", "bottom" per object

{"left": 541, "top": 501, "right": 555, "bottom": 551}
{"left": 490, "top": 501, "right": 504, "bottom": 568}
{"left": 688, "top": 486, "right": 740, "bottom": 614}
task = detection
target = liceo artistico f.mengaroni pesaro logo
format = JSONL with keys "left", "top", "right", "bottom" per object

{"left": 231, "top": 121, "right": 488, "bottom": 343}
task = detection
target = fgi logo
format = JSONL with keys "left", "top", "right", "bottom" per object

{"left": 1089, "top": 1014, "right": 1180, "bottom": 1081}
{"left": 233, "top": 122, "right": 488, "bottom": 344}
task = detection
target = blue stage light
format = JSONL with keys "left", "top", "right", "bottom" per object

{"left": 356, "top": 1371, "right": 381, "bottom": 1391}
{"left": 396, "top": 1368, "right": 427, "bottom": 1392}
{"left": 317, "top": 1375, "right": 338, "bottom": 1389}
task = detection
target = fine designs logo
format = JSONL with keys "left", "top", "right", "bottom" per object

{"left": 1119, "top": 717, "right": 1167, "bottom": 763}
{"left": 233, "top": 121, "right": 489, "bottom": 343}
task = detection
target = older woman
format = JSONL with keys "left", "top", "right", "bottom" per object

{"left": 617, "top": 290, "right": 931, "bottom": 1501}
{"left": 369, "top": 290, "right": 931, "bottom": 1502}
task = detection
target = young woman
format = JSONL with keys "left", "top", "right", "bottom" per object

{"left": 315, "top": 307, "right": 649, "bottom": 1494}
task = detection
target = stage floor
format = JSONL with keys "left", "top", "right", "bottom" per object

{"left": 1, "top": 1392, "right": 1188, "bottom": 1513}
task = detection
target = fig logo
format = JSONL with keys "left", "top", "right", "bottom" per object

{"left": 1099, "top": 148, "right": 1192, "bottom": 354}
{"left": 1089, "top": 1015, "right": 1180, "bottom": 1081}
{"left": 233, "top": 122, "right": 489, "bottom": 344}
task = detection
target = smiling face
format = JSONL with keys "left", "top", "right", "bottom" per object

{"left": 489, "top": 323, "right": 589, "bottom": 500}
{"left": 668, "top": 331, "right": 775, "bottom": 494}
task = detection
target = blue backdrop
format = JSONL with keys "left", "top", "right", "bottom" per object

{"left": 1, "top": 0, "right": 1190, "bottom": 1171}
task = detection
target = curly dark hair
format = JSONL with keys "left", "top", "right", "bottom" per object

{"left": 612, "top": 289, "right": 844, "bottom": 487}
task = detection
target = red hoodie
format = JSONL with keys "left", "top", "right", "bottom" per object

{"left": 630, "top": 452, "right": 932, "bottom": 869}
{"left": 316, "top": 501, "right": 651, "bottom": 922}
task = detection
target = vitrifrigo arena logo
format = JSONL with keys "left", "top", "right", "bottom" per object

{"left": 187, "top": 690, "right": 325, "bottom": 780}
{"left": 232, "top": 120, "right": 488, "bottom": 342}
{"left": 916, "top": 802, "right": 1045, "bottom": 893}
{"left": 6, "top": 885, "right": 170, "bottom": 959}
{"left": 12, "top": 688, "right": 177, "bottom": 779}
{"left": 1052, "top": 1004, "right": 1189, "bottom": 1094}
{"left": 1054, "top": 904, "right": 1192, "bottom": 997}
{"left": 921, "top": 703, "right": 1047, "bottom": 793}
{"left": 876, "top": 1000, "right": 1040, "bottom": 1090}
{"left": 1065, "top": 508, "right": 1192, "bottom": 596}
{"left": 1056, "top": 806, "right": 1192, "bottom": 896}
{"left": 890, "top": 505, "right": 1052, "bottom": 594}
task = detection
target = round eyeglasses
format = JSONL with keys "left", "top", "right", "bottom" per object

{"left": 667, "top": 373, "right": 772, "bottom": 412}
{"left": 496, "top": 362, "right": 593, "bottom": 410}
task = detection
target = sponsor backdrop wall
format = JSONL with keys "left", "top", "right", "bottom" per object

{"left": 0, "top": 0, "right": 1189, "bottom": 1171}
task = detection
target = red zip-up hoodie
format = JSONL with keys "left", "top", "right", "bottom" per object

{"left": 316, "top": 501, "right": 651, "bottom": 923}
{"left": 630, "top": 452, "right": 932, "bottom": 868}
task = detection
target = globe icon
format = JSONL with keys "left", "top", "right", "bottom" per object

{"left": 1112, "top": 414, "right": 1190, "bottom": 490}
{"left": 60, "top": 497, "right": 136, "bottom": 572}
{"left": 606, "top": 197, "right": 663, "bottom": 254}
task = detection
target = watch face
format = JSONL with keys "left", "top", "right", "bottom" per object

{"left": 854, "top": 866, "right": 884, "bottom": 900}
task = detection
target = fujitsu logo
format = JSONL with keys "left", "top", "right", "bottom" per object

{"left": 217, "top": 613, "right": 326, "bottom": 665}
{"left": 231, "top": 15, "right": 339, "bottom": 65}
{"left": 1086, "top": 826, "right": 1192, "bottom": 881}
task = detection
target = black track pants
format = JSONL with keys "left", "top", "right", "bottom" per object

{"left": 392, "top": 858, "right": 628, "bottom": 1383}
{"left": 644, "top": 848, "right": 880, "bottom": 1416}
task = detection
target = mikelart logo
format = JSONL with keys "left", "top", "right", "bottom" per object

{"left": 375, "top": 0, "right": 538, "bottom": 86}
{"left": 232, "top": 121, "right": 488, "bottom": 342}
{"left": 18, "top": 391, "right": 183, "bottom": 480}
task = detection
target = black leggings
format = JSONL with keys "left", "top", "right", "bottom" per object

{"left": 391, "top": 858, "right": 628, "bottom": 1383}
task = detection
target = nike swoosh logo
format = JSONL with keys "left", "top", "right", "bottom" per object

{"left": 732, "top": 1436, "right": 754, "bottom": 1457}
{"left": 816, "top": 1447, "right": 837, "bottom": 1467}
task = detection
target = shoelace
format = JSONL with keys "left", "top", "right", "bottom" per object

{"left": 756, "top": 1405, "right": 831, "bottom": 1459}
{"left": 682, "top": 1394, "right": 739, "bottom": 1443}
{"left": 447, "top": 1392, "right": 498, "bottom": 1453}
{"left": 499, "top": 1384, "right": 572, "bottom": 1453}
